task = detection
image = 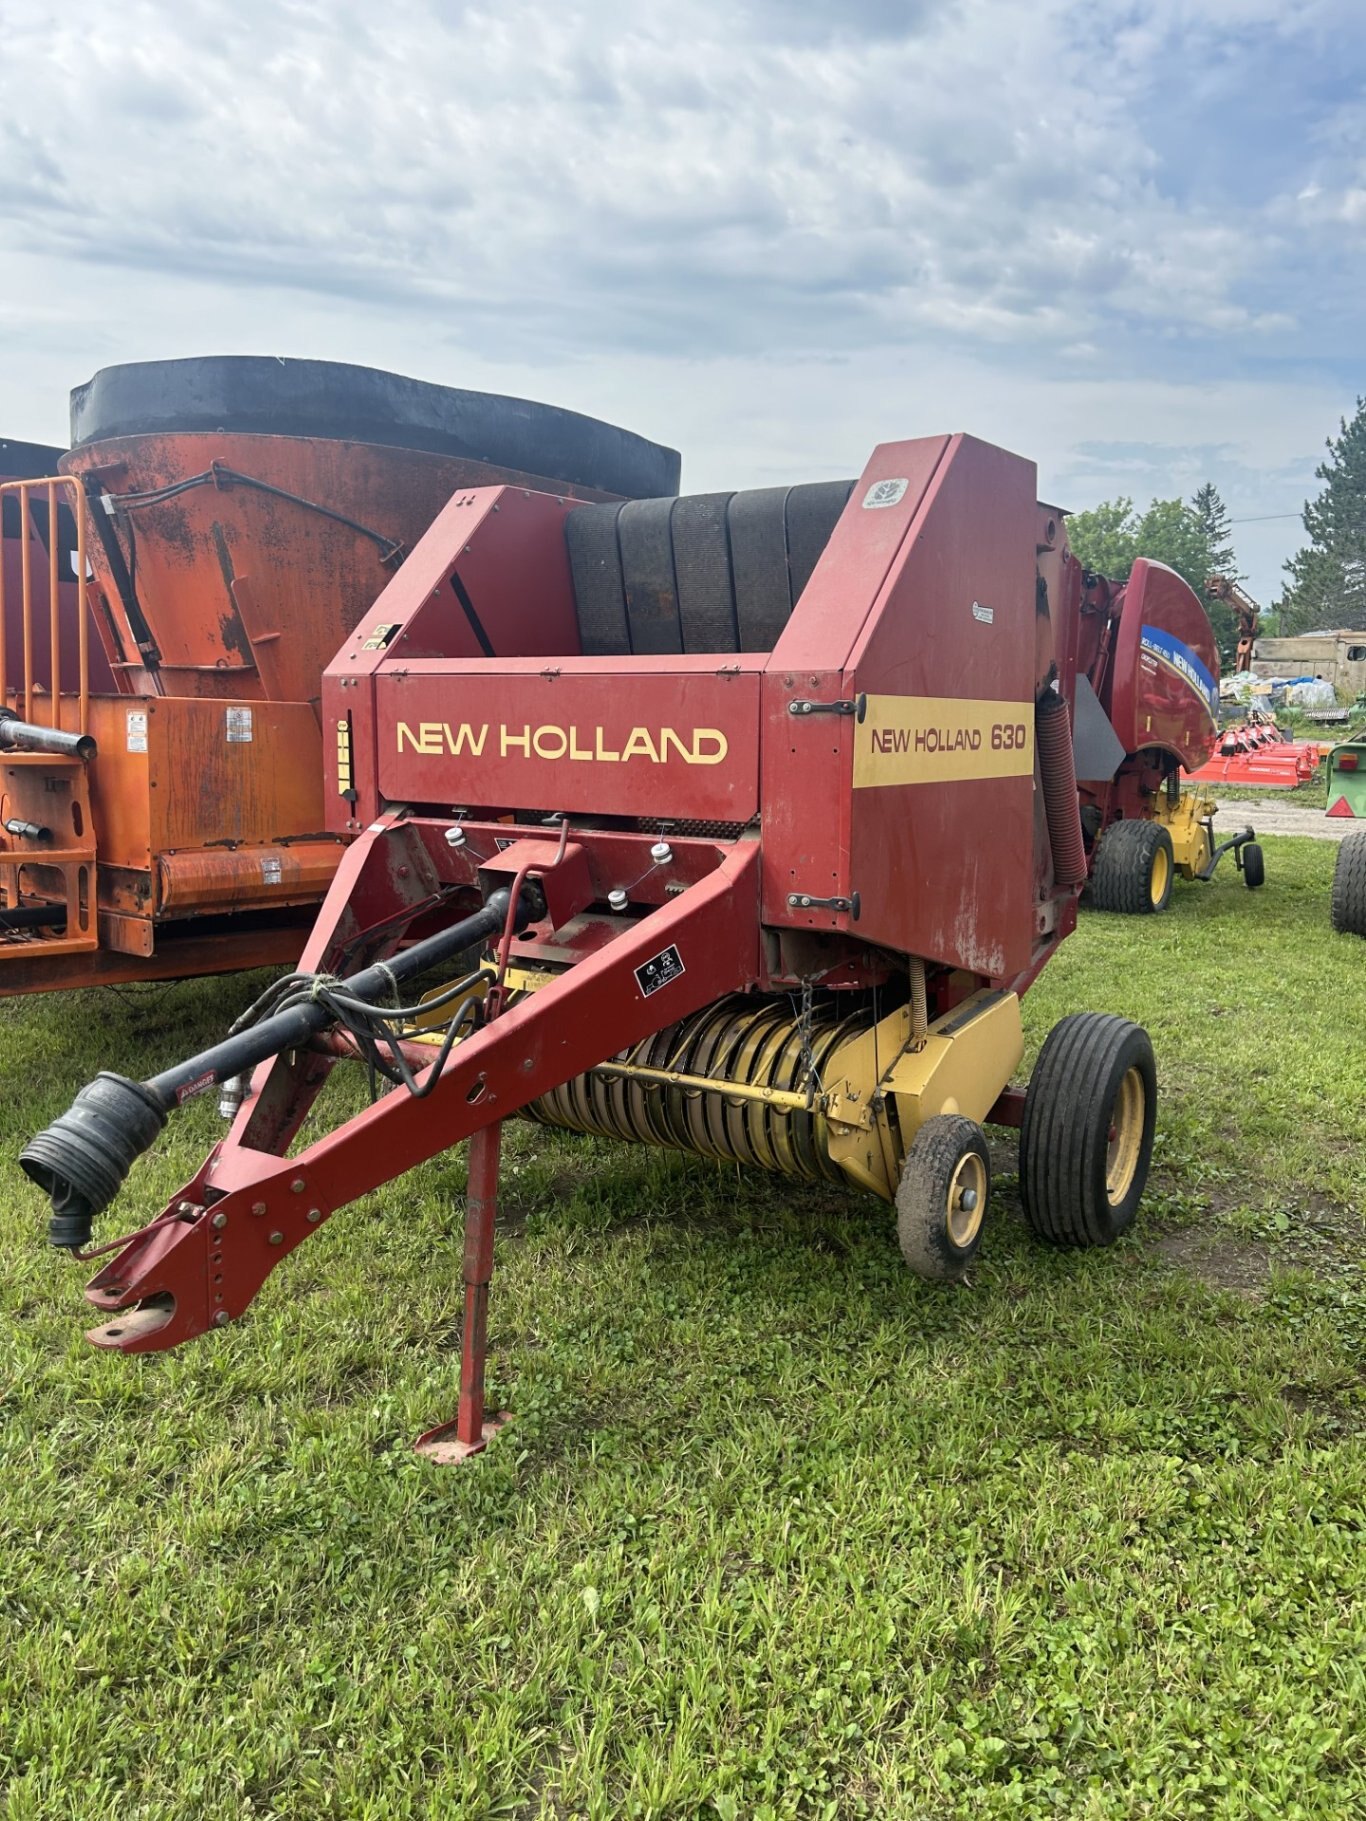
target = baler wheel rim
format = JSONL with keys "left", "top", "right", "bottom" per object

{"left": 1106, "top": 1066, "right": 1146, "bottom": 1205}
{"left": 946, "top": 1150, "right": 988, "bottom": 1248}
{"left": 1148, "top": 843, "right": 1171, "bottom": 909}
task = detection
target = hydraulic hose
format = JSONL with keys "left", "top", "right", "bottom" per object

{"left": 21, "top": 884, "right": 537, "bottom": 1249}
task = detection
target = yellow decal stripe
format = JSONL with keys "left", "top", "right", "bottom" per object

{"left": 854, "top": 695, "right": 1035, "bottom": 788}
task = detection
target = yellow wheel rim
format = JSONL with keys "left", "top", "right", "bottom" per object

{"left": 1149, "top": 844, "right": 1170, "bottom": 907}
{"left": 946, "top": 1150, "right": 987, "bottom": 1249}
{"left": 1106, "top": 1067, "right": 1146, "bottom": 1204}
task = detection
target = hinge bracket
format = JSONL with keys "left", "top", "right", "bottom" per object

{"left": 788, "top": 696, "right": 865, "bottom": 719}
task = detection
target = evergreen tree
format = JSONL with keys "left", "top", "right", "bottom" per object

{"left": 1191, "top": 482, "right": 1237, "bottom": 580}
{"left": 1281, "top": 398, "right": 1366, "bottom": 633}
{"left": 1189, "top": 482, "right": 1240, "bottom": 660}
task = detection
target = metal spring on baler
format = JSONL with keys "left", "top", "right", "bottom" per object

{"left": 527, "top": 993, "right": 875, "bottom": 1183}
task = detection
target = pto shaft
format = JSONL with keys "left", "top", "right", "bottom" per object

{"left": 22, "top": 885, "right": 533, "bottom": 1248}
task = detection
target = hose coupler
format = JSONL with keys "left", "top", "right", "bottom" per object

{"left": 20, "top": 1073, "right": 167, "bottom": 1249}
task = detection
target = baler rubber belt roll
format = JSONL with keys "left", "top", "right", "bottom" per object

{"left": 728, "top": 486, "right": 794, "bottom": 652}
{"left": 672, "top": 492, "right": 740, "bottom": 653}
{"left": 784, "top": 480, "right": 855, "bottom": 604}
{"left": 1036, "top": 690, "right": 1088, "bottom": 890}
{"left": 618, "top": 496, "right": 684, "bottom": 655}
{"left": 565, "top": 503, "right": 631, "bottom": 656}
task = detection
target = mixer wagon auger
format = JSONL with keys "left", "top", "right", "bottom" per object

{"left": 0, "top": 358, "right": 677, "bottom": 995}
{"left": 25, "top": 432, "right": 1162, "bottom": 1461}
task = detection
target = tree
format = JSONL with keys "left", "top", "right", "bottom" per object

{"left": 1191, "top": 482, "right": 1237, "bottom": 580}
{"left": 1066, "top": 488, "right": 1244, "bottom": 668}
{"left": 1280, "top": 399, "right": 1366, "bottom": 633}
{"left": 1063, "top": 496, "right": 1139, "bottom": 582}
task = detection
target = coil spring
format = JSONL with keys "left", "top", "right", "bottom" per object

{"left": 528, "top": 993, "right": 876, "bottom": 1183}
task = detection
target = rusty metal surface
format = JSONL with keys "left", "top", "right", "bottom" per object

{"left": 156, "top": 840, "right": 342, "bottom": 916}
{"left": 63, "top": 432, "right": 632, "bottom": 703}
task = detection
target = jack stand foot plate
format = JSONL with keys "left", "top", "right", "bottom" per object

{"left": 413, "top": 1411, "right": 512, "bottom": 1465}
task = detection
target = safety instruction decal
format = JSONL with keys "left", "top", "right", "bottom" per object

{"left": 126, "top": 710, "right": 148, "bottom": 754}
{"left": 635, "top": 945, "right": 685, "bottom": 998}
{"left": 226, "top": 707, "right": 254, "bottom": 743}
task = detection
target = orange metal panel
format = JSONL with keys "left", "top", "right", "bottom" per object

{"left": 143, "top": 698, "right": 326, "bottom": 854}
{"left": 155, "top": 840, "right": 341, "bottom": 917}
{"left": 61, "top": 433, "right": 622, "bottom": 703}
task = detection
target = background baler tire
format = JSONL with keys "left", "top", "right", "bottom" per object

{"left": 1331, "top": 830, "right": 1366, "bottom": 936}
{"left": 1020, "top": 1012, "right": 1157, "bottom": 1248}
{"left": 1088, "top": 820, "right": 1173, "bottom": 914}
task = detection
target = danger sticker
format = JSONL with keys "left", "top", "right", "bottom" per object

{"left": 175, "top": 1070, "right": 216, "bottom": 1105}
{"left": 226, "top": 707, "right": 254, "bottom": 743}
{"left": 260, "top": 856, "right": 283, "bottom": 885}
{"left": 635, "top": 945, "right": 686, "bottom": 998}
{"left": 126, "top": 710, "right": 148, "bottom": 754}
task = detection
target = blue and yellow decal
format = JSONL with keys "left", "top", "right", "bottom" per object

{"left": 1140, "top": 625, "right": 1218, "bottom": 718}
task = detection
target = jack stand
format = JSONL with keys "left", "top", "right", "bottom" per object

{"left": 414, "top": 1119, "right": 512, "bottom": 1463}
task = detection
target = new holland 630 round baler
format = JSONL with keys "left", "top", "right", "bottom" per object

{"left": 26, "top": 430, "right": 1232, "bottom": 1457}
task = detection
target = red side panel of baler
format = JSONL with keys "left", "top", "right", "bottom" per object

{"left": 824, "top": 436, "right": 1038, "bottom": 977}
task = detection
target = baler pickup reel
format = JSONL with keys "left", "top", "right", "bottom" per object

{"left": 24, "top": 433, "right": 1161, "bottom": 1460}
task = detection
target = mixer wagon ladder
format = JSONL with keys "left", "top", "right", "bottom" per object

{"left": 0, "top": 475, "right": 99, "bottom": 954}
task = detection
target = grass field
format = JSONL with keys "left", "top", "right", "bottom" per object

{"left": 3, "top": 836, "right": 1365, "bottom": 1819}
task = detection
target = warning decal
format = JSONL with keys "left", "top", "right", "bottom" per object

{"left": 635, "top": 946, "right": 686, "bottom": 998}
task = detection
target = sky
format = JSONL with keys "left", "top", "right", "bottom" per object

{"left": 1, "top": 0, "right": 1363, "bottom": 604}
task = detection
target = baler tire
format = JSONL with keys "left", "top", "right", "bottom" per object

{"left": 896, "top": 1114, "right": 991, "bottom": 1282}
{"left": 1088, "top": 820, "right": 1173, "bottom": 915}
{"left": 1241, "top": 842, "right": 1265, "bottom": 890}
{"left": 1020, "top": 1013, "right": 1156, "bottom": 1249}
{"left": 1331, "top": 830, "right": 1366, "bottom": 936}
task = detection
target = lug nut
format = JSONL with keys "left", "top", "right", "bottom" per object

{"left": 251, "top": 1201, "right": 267, "bottom": 1216}
{"left": 213, "top": 1310, "right": 230, "bottom": 1328}
{"left": 268, "top": 1231, "right": 284, "bottom": 1246}
{"left": 291, "top": 1178, "right": 306, "bottom": 1194}
{"left": 210, "top": 1211, "right": 228, "bottom": 1231}
{"left": 306, "top": 1207, "right": 322, "bottom": 1223}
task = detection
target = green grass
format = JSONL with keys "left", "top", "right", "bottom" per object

{"left": 2, "top": 838, "right": 1366, "bottom": 1819}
